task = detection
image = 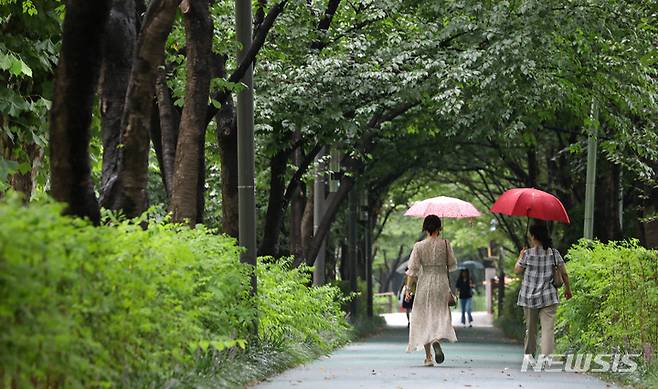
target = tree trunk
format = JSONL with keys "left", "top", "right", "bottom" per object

{"left": 170, "top": 0, "right": 212, "bottom": 226}
{"left": 259, "top": 149, "right": 290, "bottom": 256}
{"left": 304, "top": 174, "right": 355, "bottom": 264}
{"left": 597, "top": 160, "right": 622, "bottom": 242}
{"left": 300, "top": 189, "right": 315, "bottom": 260}
{"left": 155, "top": 67, "right": 180, "bottom": 197}
{"left": 526, "top": 146, "right": 538, "bottom": 187}
{"left": 0, "top": 140, "right": 40, "bottom": 200}
{"left": 100, "top": 0, "right": 181, "bottom": 217}
{"left": 99, "top": 0, "right": 136, "bottom": 192}
{"left": 217, "top": 95, "right": 239, "bottom": 238}
{"left": 195, "top": 132, "right": 206, "bottom": 224}
{"left": 149, "top": 99, "right": 165, "bottom": 190}
{"left": 338, "top": 241, "right": 348, "bottom": 281}
{"left": 49, "top": 0, "right": 110, "bottom": 224}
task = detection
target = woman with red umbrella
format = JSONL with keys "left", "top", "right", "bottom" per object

{"left": 492, "top": 188, "right": 574, "bottom": 361}
{"left": 514, "top": 222, "right": 573, "bottom": 360}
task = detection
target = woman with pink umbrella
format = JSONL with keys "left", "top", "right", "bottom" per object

{"left": 403, "top": 196, "right": 480, "bottom": 366}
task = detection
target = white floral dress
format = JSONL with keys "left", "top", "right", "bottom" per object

{"left": 406, "top": 237, "right": 458, "bottom": 352}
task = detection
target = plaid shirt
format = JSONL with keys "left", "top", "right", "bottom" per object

{"left": 517, "top": 247, "right": 565, "bottom": 308}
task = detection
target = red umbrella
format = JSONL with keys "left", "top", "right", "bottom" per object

{"left": 490, "top": 188, "right": 570, "bottom": 224}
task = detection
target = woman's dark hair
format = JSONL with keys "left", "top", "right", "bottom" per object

{"left": 529, "top": 222, "right": 553, "bottom": 250}
{"left": 422, "top": 215, "right": 442, "bottom": 234}
{"left": 460, "top": 268, "right": 470, "bottom": 281}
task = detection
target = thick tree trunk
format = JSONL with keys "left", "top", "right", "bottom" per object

{"left": 49, "top": 0, "right": 110, "bottom": 224}
{"left": 100, "top": 0, "right": 180, "bottom": 217}
{"left": 195, "top": 132, "right": 206, "bottom": 224}
{"left": 155, "top": 67, "right": 180, "bottom": 196}
{"left": 99, "top": 0, "right": 136, "bottom": 192}
{"left": 170, "top": 0, "right": 212, "bottom": 226}
{"left": 217, "top": 95, "right": 239, "bottom": 238}
{"left": 259, "top": 149, "right": 290, "bottom": 256}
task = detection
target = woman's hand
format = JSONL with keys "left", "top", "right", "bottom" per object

{"left": 404, "top": 290, "right": 413, "bottom": 302}
{"left": 514, "top": 247, "right": 527, "bottom": 274}
{"left": 564, "top": 288, "right": 573, "bottom": 300}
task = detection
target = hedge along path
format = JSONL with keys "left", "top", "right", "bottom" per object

{"left": 256, "top": 316, "right": 619, "bottom": 389}
{"left": 0, "top": 197, "right": 351, "bottom": 388}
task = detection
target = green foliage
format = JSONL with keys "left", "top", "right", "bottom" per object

{"left": 0, "top": 194, "right": 356, "bottom": 387}
{"left": 557, "top": 239, "right": 658, "bottom": 383}
{"left": 257, "top": 259, "right": 351, "bottom": 352}
{"left": 0, "top": 195, "right": 253, "bottom": 386}
{"left": 0, "top": 0, "right": 60, "bottom": 192}
{"left": 173, "top": 260, "right": 363, "bottom": 388}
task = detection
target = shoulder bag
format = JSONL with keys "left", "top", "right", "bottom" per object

{"left": 551, "top": 248, "right": 564, "bottom": 288}
{"left": 446, "top": 239, "right": 458, "bottom": 306}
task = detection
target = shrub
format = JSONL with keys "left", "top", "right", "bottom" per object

{"left": 557, "top": 239, "right": 657, "bottom": 383}
{"left": 0, "top": 196, "right": 254, "bottom": 387}
{"left": 176, "top": 260, "right": 354, "bottom": 387}
{"left": 257, "top": 259, "right": 351, "bottom": 352}
{"left": 0, "top": 195, "right": 354, "bottom": 388}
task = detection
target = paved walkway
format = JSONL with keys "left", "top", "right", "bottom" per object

{"left": 254, "top": 312, "right": 616, "bottom": 389}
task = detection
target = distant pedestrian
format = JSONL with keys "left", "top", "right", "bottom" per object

{"left": 455, "top": 268, "right": 474, "bottom": 327}
{"left": 398, "top": 271, "right": 414, "bottom": 327}
{"left": 405, "top": 215, "right": 458, "bottom": 366}
{"left": 514, "top": 222, "right": 573, "bottom": 359}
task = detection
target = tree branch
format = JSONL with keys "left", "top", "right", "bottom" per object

{"left": 228, "top": 0, "right": 287, "bottom": 85}
{"left": 310, "top": 0, "right": 341, "bottom": 50}
{"left": 206, "top": 0, "right": 287, "bottom": 121}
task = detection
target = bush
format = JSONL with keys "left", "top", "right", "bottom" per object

{"left": 256, "top": 259, "right": 351, "bottom": 352}
{"left": 557, "top": 239, "right": 658, "bottom": 385}
{"left": 0, "top": 196, "right": 352, "bottom": 387}
{"left": 176, "top": 260, "right": 353, "bottom": 387}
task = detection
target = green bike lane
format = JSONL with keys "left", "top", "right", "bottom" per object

{"left": 253, "top": 313, "right": 616, "bottom": 389}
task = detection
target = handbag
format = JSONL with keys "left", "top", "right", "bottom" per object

{"left": 445, "top": 239, "right": 458, "bottom": 307}
{"left": 448, "top": 291, "right": 457, "bottom": 307}
{"left": 550, "top": 248, "right": 564, "bottom": 288}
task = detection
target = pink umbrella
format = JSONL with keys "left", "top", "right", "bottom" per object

{"left": 404, "top": 196, "right": 481, "bottom": 218}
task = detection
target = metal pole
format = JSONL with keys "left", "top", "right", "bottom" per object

{"left": 584, "top": 99, "right": 598, "bottom": 240}
{"left": 313, "top": 148, "right": 327, "bottom": 285}
{"left": 366, "top": 212, "right": 373, "bottom": 317}
{"left": 235, "top": 0, "right": 256, "bottom": 296}
{"left": 348, "top": 188, "right": 358, "bottom": 318}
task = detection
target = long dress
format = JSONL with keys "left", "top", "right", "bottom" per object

{"left": 406, "top": 236, "right": 458, "bottom": 352}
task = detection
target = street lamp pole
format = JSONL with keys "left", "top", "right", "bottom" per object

{"left": 584, "top": 99, "right": 598, "bottom": 240}
{"left": 348, "top": 187, "right": 358, "bottom": 319}
{"left": 313, "top": 147, "right": 327, "bottom": 285}
{"left": 235, "top": 0, "right": 257, "bottom": 295}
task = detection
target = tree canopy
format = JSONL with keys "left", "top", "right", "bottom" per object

{"left": 0, "top": 0, "right": 656, "bottom": 271}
